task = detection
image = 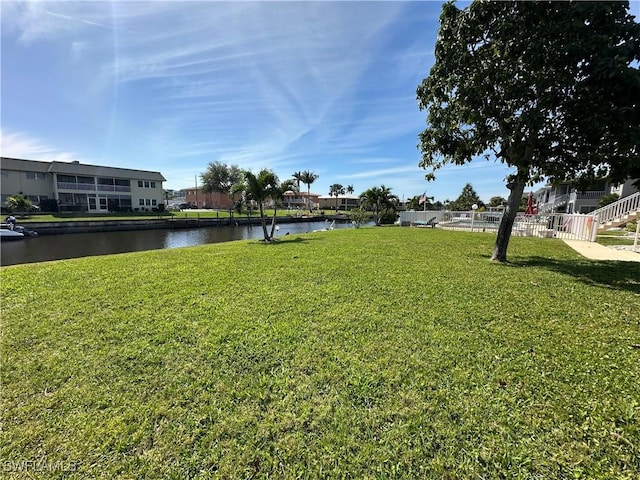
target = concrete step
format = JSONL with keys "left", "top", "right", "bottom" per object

{"left": 597, "top": 210, "right": 639, "bottom": 233}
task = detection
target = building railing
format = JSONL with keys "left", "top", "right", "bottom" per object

{"left": 593, "top": 191, "right": 640, "bottom": 225}
{"left": 98, "top": 185, "right": 131, "bottom": 192}
{"left": 569, "top": 190, "right": 605, "bottom": 202}
{"left": 539, "top": 193, "right": 568, "bottom": 213}
{"left": 56, "top": 182, "right": 95, "bottom": 191}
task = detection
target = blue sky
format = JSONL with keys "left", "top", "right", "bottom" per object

{"left": 1, "top": 0, "right": 521, "bottom": 203}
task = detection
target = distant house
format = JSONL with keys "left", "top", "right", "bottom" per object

{"left": 317, "top": 194, "right": 360, "bottom": 211}
{"left": 282, "top": 191, "right": 320, "bottom": 210}
{"left": 533, "top": 178, "right": 639, "bottom": 214}
{"left": 1, "top": 157, "right": 166, "bottom": 212}
{"left": 182, "top": 187, "right": 238, "bottom": 209}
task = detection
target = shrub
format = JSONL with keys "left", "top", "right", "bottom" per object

{"left": 349, "top": 209, "right": 370, "bottom": 228}
{"left": 379, "top": 208, "right": 398, "bottom": 225}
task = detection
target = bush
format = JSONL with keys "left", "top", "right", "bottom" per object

{"left": 379, "top": 208, "right": 398, "bottom": 225}
{"left": 598, "top": 193, "right": 619, "bottom": 208}
{"left": 349, "top": 209, "right": 370, "bottom": 228}
{"left": 625, "top": 220, "right": 638, "bottom": 233}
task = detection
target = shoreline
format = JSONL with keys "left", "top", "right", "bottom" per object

{"left": 16, "top": 214, "right": 350, "bottom": 235}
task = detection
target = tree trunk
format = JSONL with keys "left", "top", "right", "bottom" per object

{"left": 258, "top": 203, "right": 270, "bottom": 241}
{"left": 269, "top": 204, "right": 278, "bottom": 240}
{"left": 491, "top": 170, "right": 527, "bottom": 262}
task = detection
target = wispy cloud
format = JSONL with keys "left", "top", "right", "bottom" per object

{"left": 3, "top": 1, "right": 118, "bottom": 43}
{"left": 343, "top": 165, "right": 422, "bottom": 180}
{"left": 0, "top": 130, "right": 81, "bottom": 162}
{"left": 3, "top": 1, "right": 476, "bottom": 197}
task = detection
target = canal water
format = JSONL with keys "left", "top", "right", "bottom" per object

{"left": 1, "top": 221, "right": 353, "bottom": 266}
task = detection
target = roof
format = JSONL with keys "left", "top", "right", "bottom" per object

{"left": 1, "top": 157, "right": 166, "bottom": 182}
{"left": 318, "top": 194, "right": 360, "bottom": 200}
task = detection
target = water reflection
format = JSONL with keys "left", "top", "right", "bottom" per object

{"left": 1, "top": 221, "right": 353, "bottom": 266}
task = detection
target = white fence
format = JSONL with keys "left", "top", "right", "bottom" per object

{"left": 399, "top": 210, "right": 598, "bottom": 241}
{"left": 592, "top": 191, "right": 640, "bottom": 225}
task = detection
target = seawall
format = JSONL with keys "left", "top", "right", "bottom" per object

{"left": 19, "top": 215, "right": 332, "bottom": 235}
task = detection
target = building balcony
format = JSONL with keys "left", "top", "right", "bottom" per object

{"left": 569, "top": 191, "right": 605, "bottom": 202}
{"left": 57, "top": 182, "right": 95, "bottom": 191}
{"left": 98, "top": 185, "right": 131, "bottom": 192}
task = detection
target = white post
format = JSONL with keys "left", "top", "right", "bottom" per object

{"left": 634, "top": 221, "right": 639, "bottom": 253}
{"left": 471, "top": 204, "right": 478, "bottom": 232}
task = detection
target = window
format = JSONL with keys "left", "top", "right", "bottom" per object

{"left": 139, "top": 199, "right": 145, "bottom": 206}
{"left": 73, "top": 194, "right": 88, "bottom": 205}
{"left": 145, "top": 199, "right": 151, "bottom": 206}
{"left": 26, "top": 172, "right": 46, "bottom": 180}
{"left": 58, "top": 175, "right": 76, "bottom": 183}
{"left": 59, "top": 193, "right": 74, "bottom": 203}
{"left": 98, "top": 177, "right": 114, "bottom": 185}
{"left": 115, "top": 179, "right": 130, "bottom": 186}
{"left": 77, "top": 176, "right": 94, "bottom": 184}
{"left": 152, "top": 199, "right": 157, "bottom": 206}
{"left": 138, "top": 180, "right": 157, "bottom": 189}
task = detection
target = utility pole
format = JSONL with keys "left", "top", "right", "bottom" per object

{"left": 195, "top": 174, "right": 199, "bottom": 208}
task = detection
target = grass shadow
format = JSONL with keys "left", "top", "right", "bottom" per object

{"left": 511, "top": 256, "right": 640, "bottom": 294}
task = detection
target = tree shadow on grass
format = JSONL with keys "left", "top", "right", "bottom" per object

{"left": 251, "top": 235, "right": 324, "bottom": 246}
{"left": 510, "top": 256, "right": 640, "bottom": 295}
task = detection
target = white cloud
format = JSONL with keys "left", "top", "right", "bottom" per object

{"left": 3, "top": 1, "right": 116, "bottom": 43}
{"left": 0, "top": 130, "right": 81, "bottom": 162}
{"left": 343, "top": 164, "right": 421, "bottom": 180}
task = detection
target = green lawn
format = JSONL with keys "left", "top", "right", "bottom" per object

{"left": 596, "top": 235, "right": 638, "bottom": 247}
{"left": 1, "top": 228, "right": 639, "bottom": 479}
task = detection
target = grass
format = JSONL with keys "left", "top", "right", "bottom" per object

{"left": 1, "top": 228, "right": 639, "bottom": 479}
{"left": 596, "top": 236, "right": 637, "bottom": 247}
{"left": 596, "top": 231, "right": 638, "bottom": 248}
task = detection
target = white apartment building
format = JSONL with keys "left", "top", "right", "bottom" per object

{"left": 1, "top": 157, "right": 166, "bottom": 212}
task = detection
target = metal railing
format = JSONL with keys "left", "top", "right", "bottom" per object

{"left": 56, "top": 182, "right": 95, "bottom": 191}
{"left": 539, "top": 193, "right": 569, "bottom": 213}
{"left": 569, "top": 190, "right": 605, "bottom": 202}
{"left": 592, "top": 192, "right": 640, "bottom": 226}
{"left": 400, "top": 210, "right": 597, "bottom": 241}
{"left": 512, "top": 213, "right": 597, "bottom": 241}
{"left": 98, "top": 185, "right": 131, "bottom": 192}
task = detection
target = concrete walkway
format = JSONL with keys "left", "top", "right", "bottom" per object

{"left": 563, "top": 240, "right": 640, "bottom": 262}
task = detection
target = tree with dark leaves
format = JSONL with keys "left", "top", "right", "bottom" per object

{"left": 417, "top": 1, "right": 640, "bottom": 261}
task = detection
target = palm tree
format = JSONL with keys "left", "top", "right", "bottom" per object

{"left": 360, "top": 185, "right": 398, "bottom": 225}
{"left": 329, "top": 184, "right": 345, "bottom": 211}
{"left": 243, "top": 169, "right": 297, "bottom": 241}
{"left": 300, "top": 170, "right": 319, "bottom": 213}
{"left": 346, "top": 185, "right": 354, "bottom": 195}
{"left": 292, "top": 171, "right": 303, "bottom": 190}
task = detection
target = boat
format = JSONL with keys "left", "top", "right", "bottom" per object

{"left": 1, "top": 227, "right": 24, "bottom": 240}
{"left": 0, "top": 223, "right": 38, "bottom": 240}
{"left": 14, "top": 225, "right": 39, "bottom": 237}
